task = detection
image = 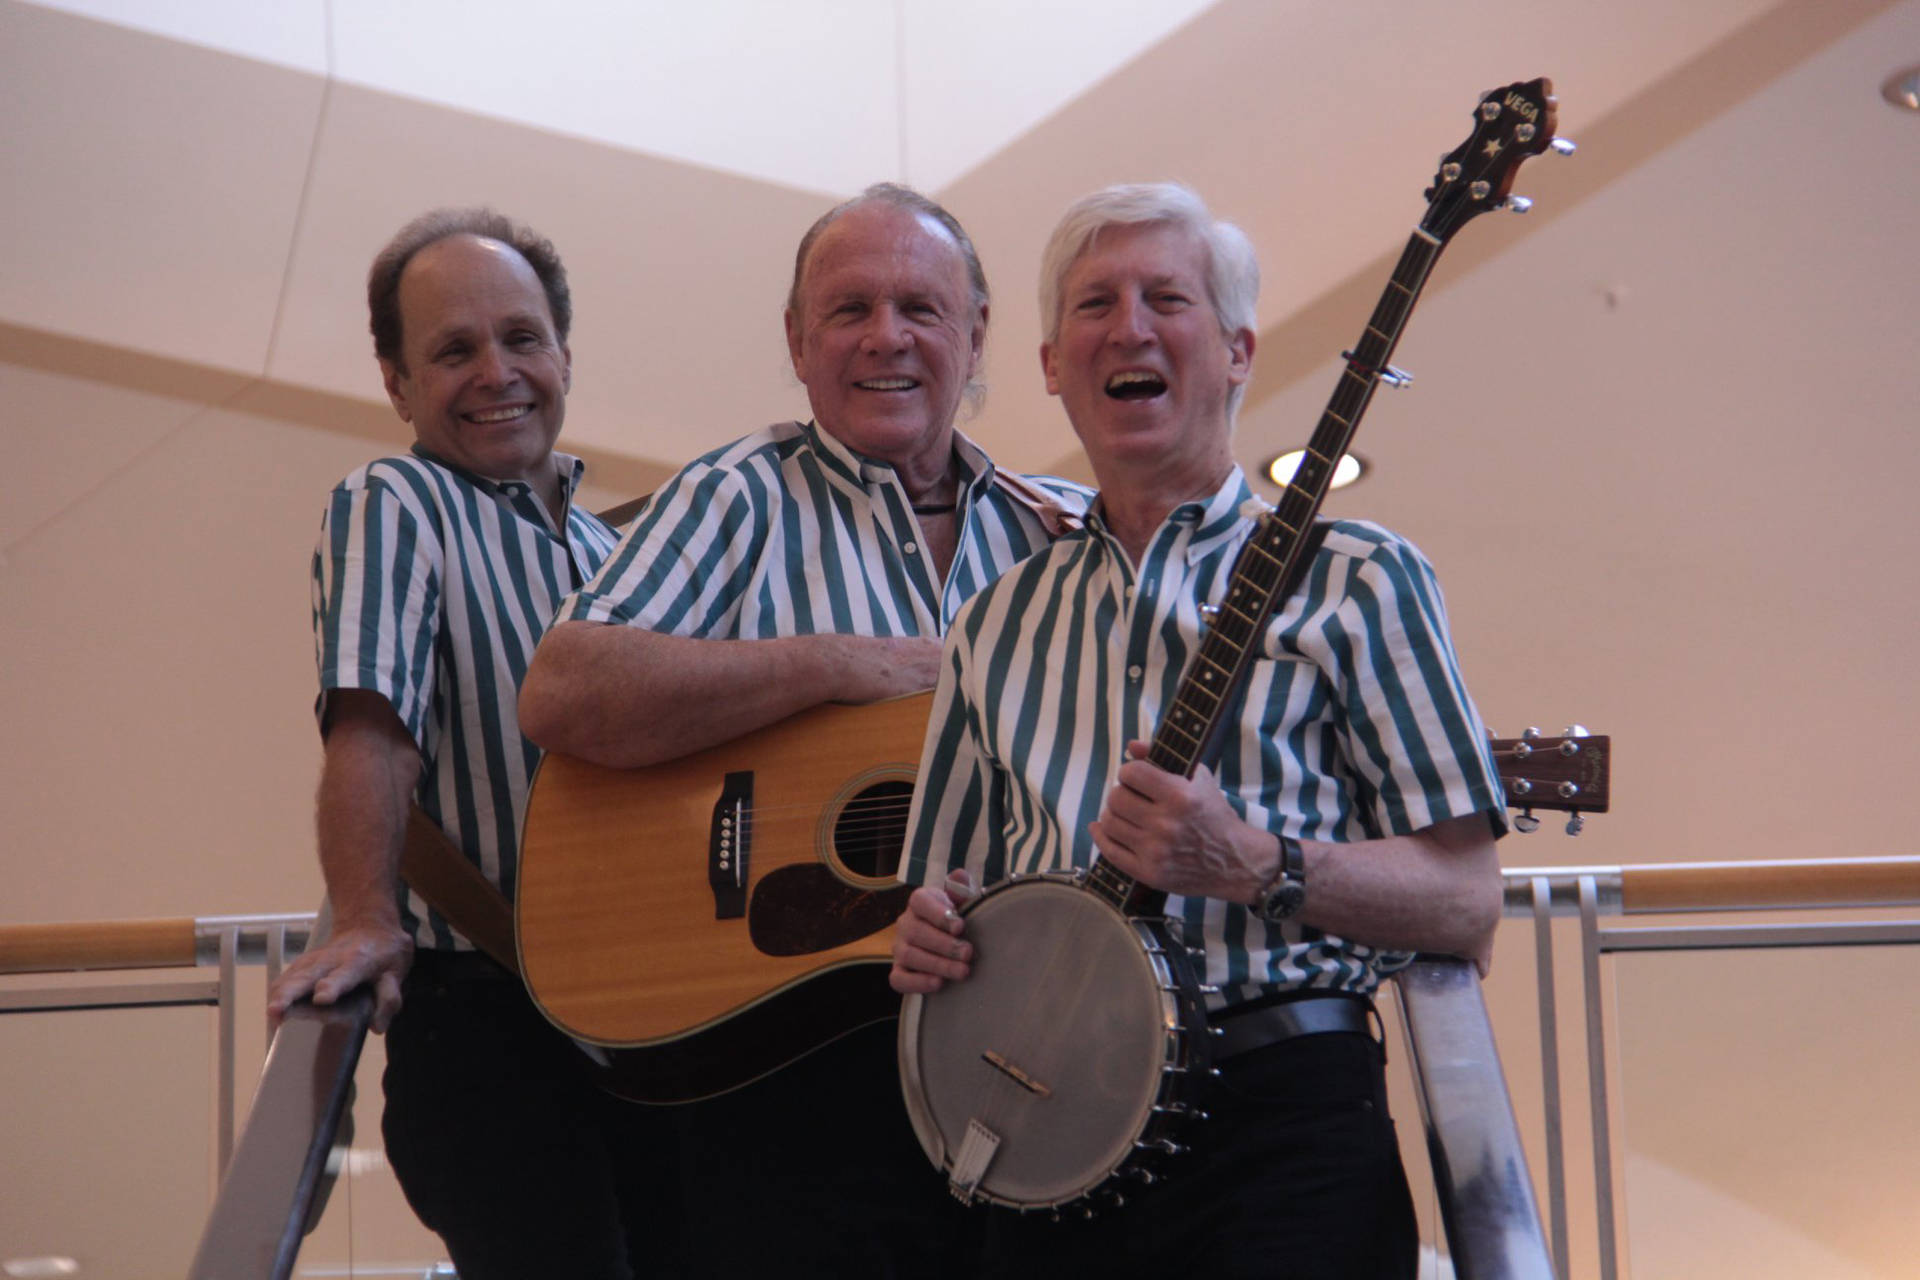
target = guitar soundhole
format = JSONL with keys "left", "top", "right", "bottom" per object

{"left": 832, "top": 779, "right": 914, "bottom": 881}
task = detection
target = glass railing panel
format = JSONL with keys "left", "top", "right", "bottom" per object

{"left": 1611, "top": 943, "right": 1919, "bottom": 1279}
{"left": 0, "top": 992, "right": 216, "bottom": 1278}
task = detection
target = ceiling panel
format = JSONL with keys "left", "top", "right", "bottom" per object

{"left": 0, "top": 1, "right": 325, "bottom": 373}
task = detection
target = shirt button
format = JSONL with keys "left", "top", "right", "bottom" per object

{"left": 904, "top": 542, "right": 919, "bottom": 555}
{"left": 1127, "top": 664, "right": 1144, "bottom": 682}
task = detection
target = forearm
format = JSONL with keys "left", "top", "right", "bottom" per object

{"left": 520, "top": 621, "right": 939, "bottom": 767}
{"left": 1097, "top": 754, "right": 1502, "bottom": 962}
{"left": 1292, "top": 814, "right": 1503, "bottom": 961}
{"left": 270, "top": 695, "right": 421, "bottom": 1029}
{"left": 313, "top": 706, "right": 422, "bottom": 930}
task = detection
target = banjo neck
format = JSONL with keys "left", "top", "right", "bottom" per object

{"left": 1097, "top": 80, "right": 1563, "bottom": 920}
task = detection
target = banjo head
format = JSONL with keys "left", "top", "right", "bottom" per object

{"left": 899, "top": 876, "right": 1202, "bottom": 1209}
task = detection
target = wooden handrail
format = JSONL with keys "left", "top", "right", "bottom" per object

{"left": 5, "top": 857, "right": 1914, "bottom": 978}
{"left": 1620, "top": 857, "right": 1920, "bottom": 912}
{"left": 1505, "top": 855, "right": 1920, "bottom": 914}
{"left": 0, "top": 917, "right": 197, "bottom": 973}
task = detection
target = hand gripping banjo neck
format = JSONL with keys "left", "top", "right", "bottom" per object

{"left": 901, "top": 77, "right": 1569, "bottom": 1214}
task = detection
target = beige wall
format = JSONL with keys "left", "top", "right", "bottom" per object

{"left": 3, "top": 1, "right": 1917, "bottom": 1274}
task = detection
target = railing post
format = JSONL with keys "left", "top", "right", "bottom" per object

{"left": 1578, "top": 875, "right": 1618, "bottom": 1280}
{"left": 217, "top": 925, "right": 238, "bottom": 1181}
{"left": 1530, "top": 876, "right": 1570, "bottom": 1278}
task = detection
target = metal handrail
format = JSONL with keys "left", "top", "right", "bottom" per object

{"left": 1396, "top": 957, "right": 1554, "bottom": 1280}
{"left": 1497, "top": 854, "right": 1920, "bottom": 1280}
{"left": 187, "top": 989, "right": 372, "bottom": 1280}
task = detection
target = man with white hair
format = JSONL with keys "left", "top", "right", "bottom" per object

{"left": 891, "top": 182, "right": 1507, "bottom": 1277}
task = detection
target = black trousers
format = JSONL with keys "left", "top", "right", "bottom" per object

{"left": 675, "top": 1018, "right": 979, "bottom": 1278}
{"left": 381, "top": 951, "right": 685, "bottom": 1280}
{"left": 977, "top": 1028, "right": 1419, "bottom": 1280}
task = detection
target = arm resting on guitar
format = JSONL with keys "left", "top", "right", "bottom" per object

{"left": 519, "top": 620, "right": 942, "bottom": 768}
{"left": 1093, "top": 744, "right": 1503, "bottom": 972}
{"left": 266, "top": 690, "right": 419, "bottom": 1033}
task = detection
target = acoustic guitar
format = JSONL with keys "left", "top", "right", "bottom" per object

{"left": 516, "top": 698, "right": 1604, "bottom": 1108}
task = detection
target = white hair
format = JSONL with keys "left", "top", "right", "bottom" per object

{"left": 1038, "top": 182, "right": 1260, "bottom": 419}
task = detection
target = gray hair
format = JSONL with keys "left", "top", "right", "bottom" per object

{"left": 786, "top": 182, "right": 989, "bottom": 321}
{"left": 1038, "top": 183, "right": 1259, "bottom": 418}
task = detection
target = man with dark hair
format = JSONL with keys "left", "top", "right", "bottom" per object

{"left": 891, "top": 183, "right": 1506, "bottom": 1278}
{"left": 519, "top": 182, "right": 1089, "bottom": 1275}
{"left": 267, "top": 208, "right": 680, "bottom": 1278}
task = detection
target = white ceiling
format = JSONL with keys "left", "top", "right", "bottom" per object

{"left": 27, "top": 0, "right": 1218, "bottom": 194}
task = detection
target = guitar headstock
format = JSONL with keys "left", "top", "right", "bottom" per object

{"left": 1421, "top": 77, "right": 1564, "bottom": 244}
{"left": 1490, "top": 727, "right": 1609, "bottom": 834}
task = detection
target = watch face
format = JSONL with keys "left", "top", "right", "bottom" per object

{"left": 1261, "top": 879, "right": 1305, "bottom": 922}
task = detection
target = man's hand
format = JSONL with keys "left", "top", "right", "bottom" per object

{"left": 1089, "top": 741, "right": 1273, "bottom": 904}
{"left": 889, "top": 870, "right": 979, "bottom": 995}
{"left": 266, "top": 921, "right": 414, "bottom": 1034}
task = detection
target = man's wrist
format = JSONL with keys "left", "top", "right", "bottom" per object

{"left": 1250, "top": 832, "right": 1307, "bottom": 923}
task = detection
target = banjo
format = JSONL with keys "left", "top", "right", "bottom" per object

{"left": 898, "top": 78, "right": 1568, "bottom": 1211}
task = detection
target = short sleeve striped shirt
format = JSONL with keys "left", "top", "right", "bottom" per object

{"left": 557, "top": 421, "right": 1090, "bottom": 641}
{"left": 902, "top": 469, "right": 1507, "bottom": 1005}
{"left": 312, "top": 447, "right": 619, "bottom": 950}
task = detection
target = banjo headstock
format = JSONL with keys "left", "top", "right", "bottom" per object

{"left": 1421, "top": 77, "right": 1567, "bottom": 244}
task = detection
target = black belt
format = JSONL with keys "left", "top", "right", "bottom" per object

{"left": 1208, "top": 994, "right": 1376, "bottom": 1060}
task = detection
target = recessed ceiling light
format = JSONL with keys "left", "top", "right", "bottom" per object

{"left": 4, "top": 1259, "right": 80, "bottom": 1279}
{"left": 1883, "top": 64, "right": 1920, "bottom": 112}
{"left": 1266, "top": 450, "right": 1367, "bottom": 491}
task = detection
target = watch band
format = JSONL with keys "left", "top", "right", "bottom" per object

{"left": 1253, "top": 833, "right": 1306, "bottom": 923}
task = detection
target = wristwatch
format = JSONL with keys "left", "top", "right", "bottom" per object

{"left": 1251, "top": 833, "right": 1306, "bottom": 923}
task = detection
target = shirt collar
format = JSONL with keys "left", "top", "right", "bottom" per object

{"left": 799, "top": 419, "right": 985, "bottom": 497}
{"left": 1084, "top": 465, "right": 1256, "bottom": 565}
{"left": 408, "top": 444, "right": 583, "bottom": 510}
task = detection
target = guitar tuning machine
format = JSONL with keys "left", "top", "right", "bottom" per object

{"left": 1377, "top": 365, "right": 1414, "bottom": 389}
{"left": 1566, "top": 813, "right": 1586, "bottom": 837}
{"left": 1551, "top": 137, "right": 1578, "bottom": 156}
{"left": 1513, "top": 809, "right": 1542, "bottom": 834}
{"left": 1501, "top": 195, "right": 1534, "bottom": 214}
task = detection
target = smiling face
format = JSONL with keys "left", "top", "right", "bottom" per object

{"left": 380, "top": 234, "right": 571, "bottom": 487}
{"left": 785, "top": 202, "right": 986, "bottom": 477}
{"left": 1041, "top": 220, "right": 1252, "bottom": 490}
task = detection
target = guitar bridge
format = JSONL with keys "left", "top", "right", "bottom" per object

{"left": 709, "top": 771, "right": 752, "bottom": 919}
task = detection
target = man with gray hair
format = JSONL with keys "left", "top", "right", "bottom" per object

{"left": 891, "top": 182, "right": 1506, "bottom": 1276}
{"left": 520, "top": 182, "right": 1089, "bottom": 1276}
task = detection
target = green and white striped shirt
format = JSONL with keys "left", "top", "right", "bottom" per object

{"left": 902, "top": 469, "right": 1506, "bottom": 1004}
{"left": 559, "top": 421, "right": 1089, "bottom": 642}
{"left": 312, "top": 447, "right": 619, "bottom": 950}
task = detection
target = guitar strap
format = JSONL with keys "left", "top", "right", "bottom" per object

{"left": 398, "top": 806, "right": 521, "bottom": 977}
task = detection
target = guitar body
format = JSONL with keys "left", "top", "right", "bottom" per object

{"left": 898, "top": 876, "right": 1212, "bottom": 1208}
{"left": 516, "top": 692, "right": 932, "bottom": 1102}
